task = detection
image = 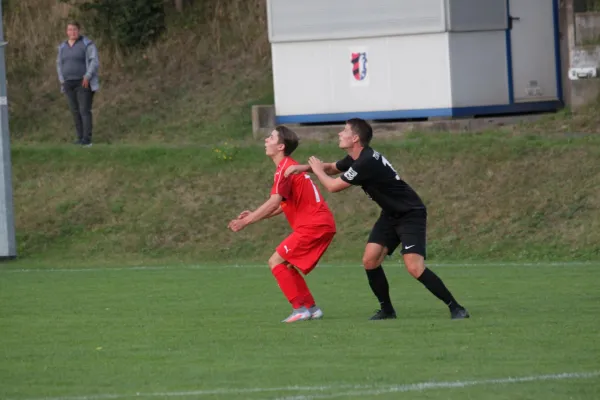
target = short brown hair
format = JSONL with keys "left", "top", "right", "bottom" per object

{"left": 67, "top": 20, "right": 81, "bottom": 30}
{"left": 275, "top": 125, "right": 299, "bottom": 156}
{"left": 346, "top": 118, "right": 373, "bottom": 146}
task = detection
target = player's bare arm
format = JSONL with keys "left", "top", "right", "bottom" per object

{"left": 267, "top": 206, "right": 284, "bottom": 218}
{"left": 284, "top": 163, "right": 340, "bottom": 178}
{"left": 308, "top": 156, "right": 351, "bottom": 193}
{"left": 238, "top": 206, "right": 282, "bottom": 220}
{"left": 237, "top": 210, "right": 251, "bottom": 219}
{"left": 228, "top": 194, "right": 282, "bottom": 232}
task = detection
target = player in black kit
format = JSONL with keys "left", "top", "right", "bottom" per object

{"left": 284, "top": 118, "right": 469, "bottom": 320}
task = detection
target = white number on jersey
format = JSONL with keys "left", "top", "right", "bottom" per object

{"left": 381, "top": 156, "right": 400, "bottom": 180}
{"left": 305, "top": 174, "right": 321, "bottom": 203}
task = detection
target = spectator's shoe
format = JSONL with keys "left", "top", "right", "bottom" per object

{"left": 450, "top": 306, "right": 470, "bottom": 320}
{"left": 282, "top": 308, "right": 311, "bottom": 323}
{"left": 369, "top": 309, "right": 397, "bottom": 320}
{"left": 81, "top": 141, "right": 93, "bottom": 148}
{"left": 308, "top": 306, "right": 323, "bottom": 320}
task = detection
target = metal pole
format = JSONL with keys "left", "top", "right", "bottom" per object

{"left": 0, "top": 0, "right": 17, "bottom": 260}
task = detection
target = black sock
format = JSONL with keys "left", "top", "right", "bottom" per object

{"left": 366, "top": 266, "right": 394, "bottom": 313}
{"left": 417, "top": 268, "right": 460, "bottom": 309}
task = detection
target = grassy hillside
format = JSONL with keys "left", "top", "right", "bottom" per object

{"left": 5, "top": 0, "right": 271, "bottom": 145}
{"left": 2, "top": 1, "right": 600, "bottom": 266}
{"left": 12, "top": 132, "right": 600, "bottom": 266}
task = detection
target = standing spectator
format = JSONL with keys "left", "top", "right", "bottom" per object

{"left": 56, "top": 21, "right": 99, "bottom": 147}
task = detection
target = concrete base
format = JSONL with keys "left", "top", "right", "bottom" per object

{"left": 251, "top": 105, "right": 553, "bottom": 140}
{"left": 575, "top": 12, "right": 600, "bottom": 45}
{"left": 271, "top": 114, "right": 549, "bottom": 141}
{"left": 566, "top": 11, "right": 600, "bottom": 108}
{"left": 251, "top": 105, "right": 276, "bottom": 139}
{"left": 570, "top": 78, "right": 600, "bottom": 108}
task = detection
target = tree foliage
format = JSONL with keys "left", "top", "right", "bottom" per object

{"left": 59, "top": 0, "right": 166, "bottom": 49}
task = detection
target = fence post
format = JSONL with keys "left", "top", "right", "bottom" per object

{"left": 0, "top": 0, "right": 17, "bottom": 260}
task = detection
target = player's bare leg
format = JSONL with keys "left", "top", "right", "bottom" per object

{"left": 363, "top": 243, "right": 396, "bottom": 320}
{"left": 403, "top": 253, "right": 469, "bottom": 319}
{"left": 268, "top": 252, "right": 311, "bottom": 323}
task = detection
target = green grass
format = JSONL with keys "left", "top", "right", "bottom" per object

{"left": 1, "top": 261, "right": 599, "bottom": 399}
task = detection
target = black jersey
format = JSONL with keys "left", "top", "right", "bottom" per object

{"left": 336, "top": 147, "right": 426, "bottom": 216}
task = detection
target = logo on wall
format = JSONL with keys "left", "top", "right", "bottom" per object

{"left": 351, "top": 52, "right": 368, "bottom": 81}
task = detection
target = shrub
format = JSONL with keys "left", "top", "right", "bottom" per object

{"left": 59, "top": 0, "right": 166, "bottom": 50}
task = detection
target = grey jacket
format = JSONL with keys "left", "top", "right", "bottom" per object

{"left": 56, "top": 36, "right": 100, "bottom": 92}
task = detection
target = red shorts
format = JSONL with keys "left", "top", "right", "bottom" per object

{"left": 276, "top": 230, "right": 336, "bottom": 274}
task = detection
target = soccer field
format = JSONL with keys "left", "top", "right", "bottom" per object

{"left": 1, "top": 261, "right": 599, "bottom": 400}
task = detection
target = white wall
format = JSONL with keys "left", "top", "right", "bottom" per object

{"left": 448, "top": 31, "right": 510, "bottom": 107}
{"left": 272, "top": 34, "right": 452, "bottom": 116}
{"left": 268, "top": 0, "right": 446, "bottom": 43}
{"left": 268, "top": 0, "right": 560, "bottom": 119}
{"left": 445, "top": 0, "right": 507, "bottom": 32}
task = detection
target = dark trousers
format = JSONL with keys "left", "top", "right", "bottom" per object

{"left": 64, "top": 80, "right": 94, "bottom": 144}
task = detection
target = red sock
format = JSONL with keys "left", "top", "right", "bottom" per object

{"left": 289, "top": 267, "right": 315, "bottom": 308}
{"left": 271, "top": 264, "right": 304, "bottom": 308}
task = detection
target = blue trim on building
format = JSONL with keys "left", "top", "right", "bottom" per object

{"left": 552, "top": 0, "right": 564, "bottom": 104}
{"left": 275, "top": 101, "right": 562, "bottom": 124}
{"left": 505, "top": 0, "right": 515, "bottom": 104}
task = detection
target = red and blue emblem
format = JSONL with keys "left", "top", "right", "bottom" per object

{"left": 351, "top": 52, "right": 368, "bottom": 81}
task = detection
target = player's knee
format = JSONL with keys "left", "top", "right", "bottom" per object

{"left": 405, "top": 264, "right": 422, "bottom": 278}
{"left": 362, "top": 244, "right": 386, "bottom": 269}
{"left": 362, "top": 255, "right": 380, "bottom": 270}
{"left": 268, "top": 256, "right": 280, "bottom": 270}
{"left": 403, "top": 255, "right": 425, "bottom": 278}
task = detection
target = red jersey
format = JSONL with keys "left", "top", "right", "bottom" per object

{"left": 271, "top": 157, "right": 336, "bottom": 233}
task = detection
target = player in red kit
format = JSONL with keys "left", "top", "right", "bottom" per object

{"left": 228, "top": 126, "right": 336, "bottom": 323}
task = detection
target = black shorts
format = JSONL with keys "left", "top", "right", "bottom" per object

{"left": 367, "top": 209, "right": 427, "bottom": 258}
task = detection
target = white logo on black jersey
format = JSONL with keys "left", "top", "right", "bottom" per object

{"left": 344, "top": 167, "right": 358, "bottom": 181}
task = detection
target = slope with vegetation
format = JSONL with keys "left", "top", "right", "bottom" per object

{"left": 6, "top": 0, "right": 271, "bottom": 144}
{"left": 3, "top": 0, "right": 600, "bottom": 266}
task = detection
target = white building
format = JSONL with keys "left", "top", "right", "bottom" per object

{"left": 267, "top": 0, "right": 563, "bottom": 124}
